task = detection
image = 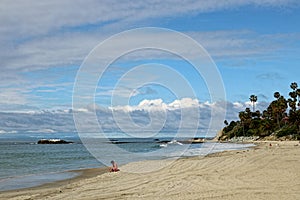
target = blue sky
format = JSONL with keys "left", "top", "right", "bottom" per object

{"left": 0, "top": 0, "right": 300, "bottom": 134}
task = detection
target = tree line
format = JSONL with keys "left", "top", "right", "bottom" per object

{"left": 220, "top": 82, "right": 300, "bottom": 140}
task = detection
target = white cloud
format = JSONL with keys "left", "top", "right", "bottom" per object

{"left": 0, "top": 88, "right": 29, "bottom": 105}
{"left": 1, "top": 0, "right": 293, "bottom": 39}
{"left": 168, "top": 98, "right": 199, "bottom": 109}
{"left": 111, "top": 98, "right": 200, "bottom": 112}
{"left": 0, "top": 130, "right": 17, "bottom": 134}
{"left": 0, "top": 0, "right": 298, "bottom": 111}
{"left": 137, "top": 99, "right": 167, "bottom": 110}
{"left": 12, "top": 30, "right": 296, "bottom": 70}
{"left": 0, "top": 97, "right": 270, "bottom": 136}
{"left": 27, "top": 129, "right": 56, "bottom": 133}
{"left": 1, "top": 0, "right": 297, "bottom": 70}
{"left": 233, "top": 102, "right": 244, "bottom": 109}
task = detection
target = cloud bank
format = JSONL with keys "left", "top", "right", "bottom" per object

{"left": 0, "top": 98, "right": 269, "bottom": 137}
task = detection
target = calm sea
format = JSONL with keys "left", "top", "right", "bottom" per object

{"left": 0, "top": 132, "right": 254, "bottom": 191}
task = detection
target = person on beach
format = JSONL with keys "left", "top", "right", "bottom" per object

{"left": 109, "top": 160, "right": 120, "bottom": 172}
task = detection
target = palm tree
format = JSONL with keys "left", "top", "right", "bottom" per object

{"left": 289, "top": 82, "right": 300, "bottom": 110}
{"left": 269, "top": 93, "right": 288, "bottom": 128}
{"left": 274, "top": 92, "right": 280, "bottom": 99}
{"left": 249, "top": 94, "right": 258, "bottom": 112}
{"left": 245, "top": 107, "right": 251, "bottom": 114}
{"left": 297, "top": 88, "right": 300, "bottom": 109}
{"left": 224, "top": 120, "right": 228, "bottom": 126}
{"left": 289, "top": 91, "right": 297, "bottom": 99}
{"left": 255, "top": 110, "right": 261, "bottom": 118}
{"left": 239, "top": 111, "right": 246, "bottom": 136}
{"left": 288, "top": 98, "right": 297, "bottom": 111}
{"left": 290, "top": 82, "right": 298, "bottom": 91}
{"left": 262, "top": 110, "right": 269, "bottom": 119}
{"left": 296, "top": 88, "right": 300, "bottom": 97}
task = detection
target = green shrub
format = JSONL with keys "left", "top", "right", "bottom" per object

{"left": 277, "top": 125, "right": 297, "bottom": 137}
{"left": 223, "top": 121, "right": 237, "bottom": 133}
{"left": 246, "top": 129, "right": 257, "bottom": 136}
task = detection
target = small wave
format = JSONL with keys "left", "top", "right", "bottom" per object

{"left": 159, "top": 144, "right": 168, "bottom": 148}
{"left": 167, "top": 140, "right": 183, "bottom": 146}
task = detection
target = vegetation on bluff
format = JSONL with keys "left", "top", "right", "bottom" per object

{"left": 220, "top": 82, "right": 300, "bottom": 141}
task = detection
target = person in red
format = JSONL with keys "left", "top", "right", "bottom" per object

{"left": 109, "top": 160, "right": 120, "bottom": 172}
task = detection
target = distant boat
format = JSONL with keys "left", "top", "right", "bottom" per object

{"left": 37, "top": 139, "right": 73, "bottom": 144}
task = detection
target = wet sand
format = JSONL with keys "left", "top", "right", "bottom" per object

{"left": 1, "top": 141, "right": 299, "bottom": 200}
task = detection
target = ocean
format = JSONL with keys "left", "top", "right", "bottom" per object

{"left": 0, "top": 132, "right": 254, "bottom": 191}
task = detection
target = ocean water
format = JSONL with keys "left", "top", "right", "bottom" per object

{"left": 0, "top": 132, "right": 254, "bottom": 191}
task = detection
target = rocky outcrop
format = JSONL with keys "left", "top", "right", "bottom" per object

{"left": 37, "top": 139, "right": 73, "bottom": 144}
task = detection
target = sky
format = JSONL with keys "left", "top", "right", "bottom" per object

{"left": 0, "top": 0, "right": 300, "bottom": 136}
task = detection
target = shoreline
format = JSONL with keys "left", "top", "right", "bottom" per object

{"left": 0, "top": 141, "right": 253, "bottom": 192}
{"left": 1, "top": 141, "right": 299, "bottom": 199}
{"left": 0, "top": 167, "right": 108, "bottom": 195}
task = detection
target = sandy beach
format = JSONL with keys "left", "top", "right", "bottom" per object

{"left": 1, "top": 141, "right": 299, "bottom": 200}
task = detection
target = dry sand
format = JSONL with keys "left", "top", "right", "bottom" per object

{"left": 1, "top": 141, "right": 299, "bottom": 200}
